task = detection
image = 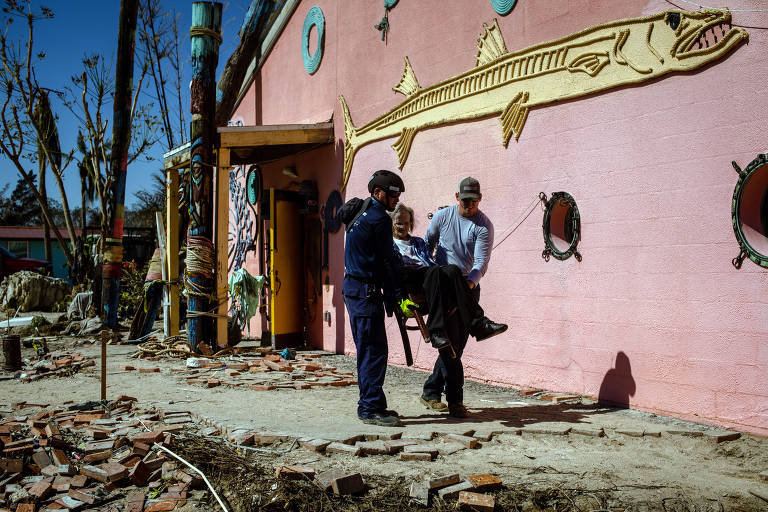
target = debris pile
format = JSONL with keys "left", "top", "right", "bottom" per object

{"left": 181, "top": 352, "right": 357, "bottom": 391}
{"left": 0, "top": 272, "right": 70, "bottom": 312}
{"left": 1, "top": 349, "right": 94, "bottom": 382}
{"left": 0, "top": 398, "right": 208, "bottom": 511}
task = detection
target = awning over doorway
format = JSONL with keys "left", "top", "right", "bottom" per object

{"left": 163, "top": 122, "right": 335, "bottom": 169}
{"left": 220, "top": 122, "right": 334, "bottom": 166}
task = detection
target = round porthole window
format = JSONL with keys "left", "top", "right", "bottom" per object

{"left": 540, "top": 191, "right": 581, "bottom": 262}
{"left": 302, "top": 6, "right": 325, "bottom": 75}
{"left": 731, "top": 153, "right": 768, "bottom": 268}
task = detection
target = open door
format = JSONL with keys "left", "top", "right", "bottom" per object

{"left": 269, "top": 188, "right": 304, "bottom": 348}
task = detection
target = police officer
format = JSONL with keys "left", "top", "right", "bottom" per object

{"left": 343, "top": 170, "right": 418, "bottom": 427}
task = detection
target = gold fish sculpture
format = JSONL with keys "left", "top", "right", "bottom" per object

{"left": 339, "top": 9, "right": 747, "bottom": 189}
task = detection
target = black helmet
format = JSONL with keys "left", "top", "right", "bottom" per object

{"left": 367, "top": 169, "right": 405, "bottom": 195}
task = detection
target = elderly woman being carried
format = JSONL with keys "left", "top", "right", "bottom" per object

{"left": 390, "top": 203, "right": 507, "bottom": 350}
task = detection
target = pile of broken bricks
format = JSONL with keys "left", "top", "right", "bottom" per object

{"left": 166, "top": 352, "right": 357, "bottom": 391}
{"left": 0, "top": 398, "right": 208, "bottom": 511}
{"left": 271, "top": 464, "right": 502, "bottom": 509}
{"left": 1, "top": 352, "right": 94, "bottom": 383}
{"left": 410, "top": 472, "right": 502, "bottom": 509}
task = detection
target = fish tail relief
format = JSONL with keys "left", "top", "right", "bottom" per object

{"left": 339, "top": 94, "right": 359, "bottom": 191}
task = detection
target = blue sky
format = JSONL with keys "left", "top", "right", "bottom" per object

{"left": 0, "top": 0, "right": 248, "bottom": 209}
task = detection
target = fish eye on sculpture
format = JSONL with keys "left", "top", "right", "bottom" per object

{"left": 666, "top": 12, "right": 680, "bottom": 30}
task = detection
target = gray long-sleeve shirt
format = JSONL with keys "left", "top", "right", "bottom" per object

{"left": 424, "top": 205, "right": 494, "bottom": 286}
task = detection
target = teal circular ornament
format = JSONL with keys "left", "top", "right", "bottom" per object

{"left": 384, "top": 0, "right": 398, "bottom": 8}
{"left": 302, "top": 6, "right": 325, "bottom": 75}
{"left": 490, "top": 0, "right": 516, "bottom": 15}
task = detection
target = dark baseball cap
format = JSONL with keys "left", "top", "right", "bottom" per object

{"left": 458, "top": 177, "right": 481, "bottom": 200}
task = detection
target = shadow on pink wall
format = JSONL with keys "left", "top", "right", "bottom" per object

{"left": 597, "top": 352, "right": 636, "bottom": 409}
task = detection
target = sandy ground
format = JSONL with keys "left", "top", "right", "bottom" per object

{"left": 2, "top": 321, "right": 768, "bottom": 510}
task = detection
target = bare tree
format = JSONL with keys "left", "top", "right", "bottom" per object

{"left": 0, "top": 1, "right": 161, "bottom": 278}
{"left": 138, "top": 0, "right": 186, "bottom": 151}
{"left": 0, "top": 1, "right": 77, "bottom": 267}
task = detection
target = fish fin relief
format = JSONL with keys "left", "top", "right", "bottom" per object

{"left": 393, "top": 57, "right": 421, "bottom": 97}
{"left": 499, "top": 91, "right": 530, "bottom": 147}
{"left": 392, "top": 126, "right": 417, "bottom": 169}
{"left": 566, "top": 52, "right": 611, "bottom": 76}
{"left": 475, "top": 19, "right": 508, "bottom": 67}
{"left": 613, "top": 29, "right": 652, "bottom": 74}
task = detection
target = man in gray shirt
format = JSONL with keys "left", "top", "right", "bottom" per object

{"left": 420, "top": 177, "right": 507, "bottom": 418}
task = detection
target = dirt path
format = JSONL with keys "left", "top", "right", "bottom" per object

{"left": 2, "top": 331, "right": 768, "bottom": 511}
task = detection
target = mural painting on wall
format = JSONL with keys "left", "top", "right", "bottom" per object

{"left": 228, "top": 164, "right": 259, "bottom": 272}
{"left": 339, "top": 9, "right": 748, "bottom": 189}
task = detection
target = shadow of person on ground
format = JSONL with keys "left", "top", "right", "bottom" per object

{"left": 597, "top": 351, "right": 636, "bottom": 409}
{"left": 400, "top": 401, "right": 617, "bottom": 429}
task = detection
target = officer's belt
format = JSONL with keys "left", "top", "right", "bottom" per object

{"left": 344, "top": 274, "right": 379, "bottom": 285}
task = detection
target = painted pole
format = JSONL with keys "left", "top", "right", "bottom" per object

{"left": 186, "top": 2, "right": 222, "bottom": 351}
{"left": 101, "top": 0, "right": 139, "bottom": 328}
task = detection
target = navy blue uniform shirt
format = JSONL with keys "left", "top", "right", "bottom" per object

{"left": 344, "top": 198, "right": 404, "bottom": 300}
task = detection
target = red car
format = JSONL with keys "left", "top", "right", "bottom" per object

{"left": 0, "top": 246, "right": 51, "bottom": 280}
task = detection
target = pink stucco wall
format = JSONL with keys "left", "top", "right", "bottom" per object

{"left": 233, "top": 0, "right": 768, "bottom": 435}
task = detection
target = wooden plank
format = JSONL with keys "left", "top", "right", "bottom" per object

{"left": 163, "top": 142, "right": 191, "bottom": 170}
{"left": 165, "top": 168, "right": 180, "bottom": 336}
{"left": 215, "top": 148, "right": 230, "bottom": 349}
{"left": 219, "top": 123, "right": 334, "bottom": 148}
{"left": 155, "top": 213, "right": 169, "bottom": 338}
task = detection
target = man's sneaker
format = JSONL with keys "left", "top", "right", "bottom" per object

{"left": 430, "top": 331, "right": 451, "bottom": 350}
{"left": 359, "top": 412, "right": 402, "bottom": 427}
{"left": 473, "top": 318, "right": 508, "bottom": 342}
{"left": 419, "top": 395, "right": 448, "bottom": 411}
{"left": 448, "top": 402, "right": 470, "bottom": 418}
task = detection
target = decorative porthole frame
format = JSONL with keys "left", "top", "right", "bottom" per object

{"left": 731, "top": 153, "right": 768, "bottom": 269}
{"left": 245, "top": 165, "right": 262, "bottom": 206}
{"left": 540, "top": 191, "right": 582, "bottom": 262}
{"left": 302, "top": 6, "right": 325, "bottom": 75}
{"left": 490, "top": 0, "right": 517, "bottom": 16}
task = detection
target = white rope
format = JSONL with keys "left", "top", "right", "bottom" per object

{"left": 492, "top": 194, "right": 542, "bottom": 250}
{"left": 671, "top": 0, "right": 768, "bottom": 13}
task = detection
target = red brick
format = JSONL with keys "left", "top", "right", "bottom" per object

{"left": 249, "top": 384, "right": 276, "bottom": 391}
{"left": 399, "top": 452, "right": 433, "bottom": 461}
{"left": 466, "top": 474, "right": 502, "bottom": 491}
{"left": 144, "top": 500, "right": 176, "bottom": 511}
{"left": 69, "top": 474, "right": 87, "bottom": 487}
{"left": 120, "top": 365, "right": 136, "bottom": 371}
{"left": 0, "top": 457, "right": 23, "bottom": 472}
{"left": 45, "top": 423, "right": 61, "bottom": 438}
{"left": 331, "top": 473, "right": 365, "bottom": 496}
{"left": 83, "top": 450, "right": 112, "bottom": 463}
{"left": 129, "top": 461, "right": 151, "bottom": 486}
{"left": 67, "top": 488, "right": 96, "bottom": 505}
{"left": 73, "top": 413, "right": 106, "bottom": 424}
{"left": 458, "top": 491, "right": 495, "bottom": 511}
{"left": 50, "top": 449, "right": 70, "bottom": 466}
{"left": 275, "top": 465, "right": 314, "bottom": 480}
{"left": 130, "top": 431, "right": 165, "bottom": 445}
{"left": 139, "top": 368, "right": 161, "bottom": 374}
{"left": 124, "top": 491, "right": 146, "bottom": 512}
{"left": 429, "top": 474, "right": 461, "bottom": 490}
{"left": 28, "top": 480, "right": 54, "bottom": 499}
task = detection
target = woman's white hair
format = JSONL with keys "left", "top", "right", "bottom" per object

{"left": 389, "top": 203, "right": 414, "bottom": 232}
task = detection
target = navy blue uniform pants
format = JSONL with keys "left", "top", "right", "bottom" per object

{"left": 422, "top": 285, "right": 481, "bottom": 405}
{"left": 343, "top": 277, "right": 389, "bottom": 418}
